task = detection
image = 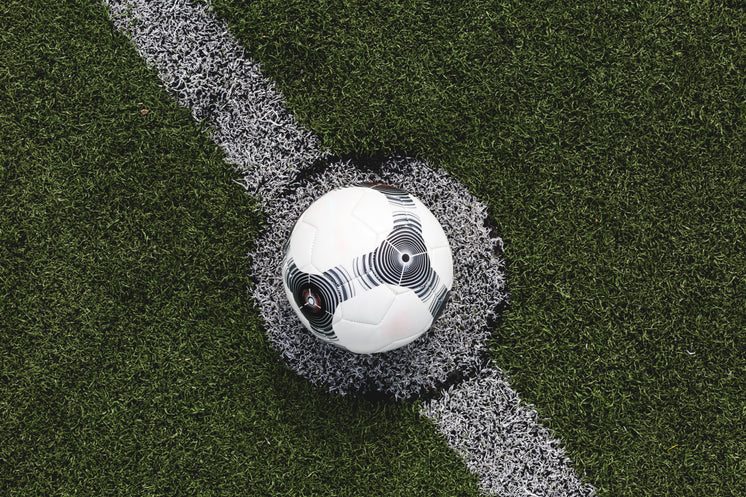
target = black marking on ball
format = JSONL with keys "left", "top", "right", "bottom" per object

{"left": 283, "top": 259, "right": 339, "bottom": 340}
{"left": 283, "top": 185, "right": 452, "bottom": 345}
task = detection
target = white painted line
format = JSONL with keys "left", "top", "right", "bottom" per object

{"left": 103, "top": 0, "right": 329, "bottom": 202}
{"left": 102, "top": 1, "right": 596, "bottom": 494}
{"left": 422, "top": 366, "right": 596, "bottom": 496}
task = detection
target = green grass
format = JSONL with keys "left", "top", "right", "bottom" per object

{"left": 2, "top": 0, "right": 745, "bottom": 496}
{"left": 0, "top": 1, "right": 480, "bottom": 495}
{"left": 208, "top": 0, "right": 746, "bottom": 495}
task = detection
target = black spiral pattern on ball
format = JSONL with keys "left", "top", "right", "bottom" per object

{"left": 375, "top": 225, "right": 430, "bottom": 289}
{"left": 355, "top": 182, "right": 415, "bottom": 209}
{"left": 283, "top": 259, "right": 340, "bottom": 340}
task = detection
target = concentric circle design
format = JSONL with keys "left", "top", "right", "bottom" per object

{"left": 384, "top": 226, "right": 431, "bottom": 289}
{"left": 283, "top": 259, "right": 340, "bottom": 340}
{"left": 301, "top": 288, "right": 322, "bottom": 313}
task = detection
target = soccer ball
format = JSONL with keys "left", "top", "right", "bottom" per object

{"left": 281, "top": 183, "right": 453, "bottom": 354}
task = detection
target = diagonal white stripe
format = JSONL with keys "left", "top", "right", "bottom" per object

{"left": 103, "top": 0, "right": 329, "bottom": 201}
{"left": 422, "top": 366, "right": 595, "bottom": 496}
{"left": 102, "top": 1, "right": 596, "bottom": 495}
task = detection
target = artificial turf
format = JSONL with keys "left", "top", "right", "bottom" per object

{"left": 206, "top": 0, "right": 746, "bottom": 495}
{"left": 2, "top": 0, "right": 744, "bottom": 496}
{"left": 0, "top": 1, "right": 482, "bottom": 495}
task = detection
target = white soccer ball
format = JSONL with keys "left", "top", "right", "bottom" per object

{"left": 281, "top": 183, "right": 454, "bottom": 354}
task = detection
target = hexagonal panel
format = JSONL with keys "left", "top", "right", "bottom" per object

{"left": 332, "top": 285, "right": 433, "bottom": 354}
{"left": 301, "top": 187, "right": 389, "bottom": 272}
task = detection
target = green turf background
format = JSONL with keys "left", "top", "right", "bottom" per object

{"left": 208, "top": 0, "right": 746, "bottom": 495}
{"left": 2, "top": 0, "right": 745, "bottom": 495}
{"left": 1, "top": 1, "right": 481, "bottom": 495}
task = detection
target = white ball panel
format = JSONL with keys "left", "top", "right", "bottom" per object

{"left": 350, "top": 187, "right": 394, "bottom": 244}
{"left": 297, "top": 187, "right": 386, "bottom": 272}
{"left": 333, "top": 286, "right": 433, "bottom": 354}
{"left": 336, "top": 284, "right": 396, "bottom": 325}
{"left": 331, "top": 322, "right": 382, "bottom": 354}
{"left": 377, "top": 289, "right": 433, "bottom": 342}
{"left": 287, "top": 220, "right": 318, "bottom": 273}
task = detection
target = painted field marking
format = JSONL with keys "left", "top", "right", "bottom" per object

{"left": 103, "top": 1, "right": 596, "bottom": 495}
